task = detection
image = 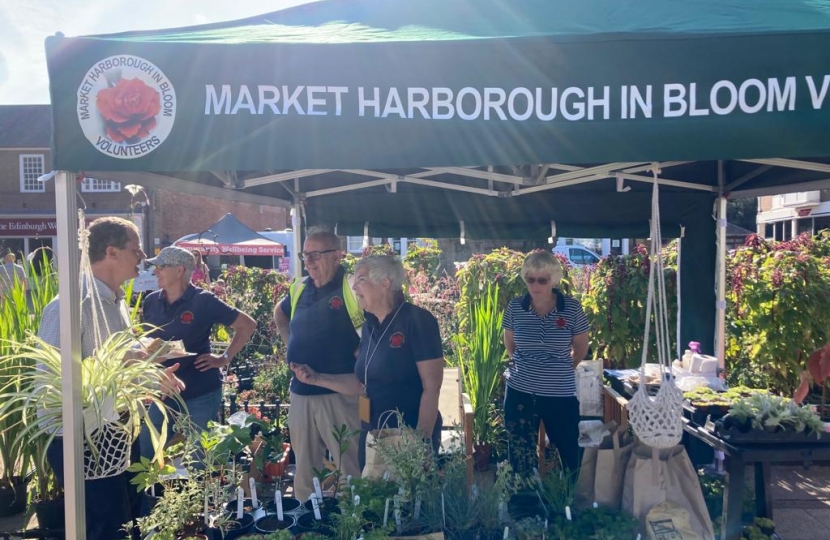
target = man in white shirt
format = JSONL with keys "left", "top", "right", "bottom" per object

{"left": 0, "top": 251, "right": 27, "bottom": 297}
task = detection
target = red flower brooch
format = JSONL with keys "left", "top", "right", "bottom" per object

{"left": 389, "top": 332, "right": 405, "bottom": 348}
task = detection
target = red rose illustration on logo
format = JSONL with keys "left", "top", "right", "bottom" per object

{"left": 556, "top": 317, "right": 567, "bottom": 328}
{"left": 180, "top": 311, "right": 194, "bottom": 324}
{"left": 96, "top": 78, "right": 160, "bottom": 143}
{"left": 329, "top": 296, "right": 343, "bottom": 310}
{"left": 389, "top": 332, "right": 405, "bottom": 348}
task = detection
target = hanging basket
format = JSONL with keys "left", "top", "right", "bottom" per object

{"left": 83, "top": 420, "right": 134, "bottom": 480}
{"left": 627, "top": 164, "right": 684, "bottom": 449}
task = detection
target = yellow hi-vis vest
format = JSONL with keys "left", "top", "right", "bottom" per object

{"left": 288, "top": 274, "right": 365, "bottom": 331}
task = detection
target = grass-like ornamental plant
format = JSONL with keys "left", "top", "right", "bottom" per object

{"left": 455, "top": 284, "right": 507, "bottom": 447}
{"left": 0, "top": 327, "right": 181, "bottom": 477}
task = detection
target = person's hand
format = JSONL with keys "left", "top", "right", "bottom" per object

{"left": 289, "top": 362, "right": 319, "bottom": 385}
{"left": 160, "top": 363, "right": 186, "bottom": 396}
{"left": 194, "top": 353, "right": 227, "bottom": 372}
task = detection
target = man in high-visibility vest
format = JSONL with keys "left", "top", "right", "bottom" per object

{"left": 274, "top": 230, "right": 362, "bottom": 500}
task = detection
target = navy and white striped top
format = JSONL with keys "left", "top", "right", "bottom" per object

{"left": 502, "top": 290, "right": 590, "bottom": 397}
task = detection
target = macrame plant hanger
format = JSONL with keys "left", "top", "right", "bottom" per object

{"left": 626, "top": 164, "right": 685, "bottom": 449}
{"left": 77, "top": 208, "right": 134, "bottom": 479}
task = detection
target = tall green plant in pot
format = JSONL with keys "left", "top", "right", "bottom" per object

{"left": 455, "top": 284, "right": 507, "bottom": 470}
{"left": 0, "top": 259, "right": 58, "bottom": 514}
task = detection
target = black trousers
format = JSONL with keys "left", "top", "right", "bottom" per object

{"left": 47, "top": 437, "right": 142, "bottom": 540}
{"left": 503, "top": 386, "right": 580, "bottom": 475}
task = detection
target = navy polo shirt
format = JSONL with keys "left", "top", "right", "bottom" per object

{"left": 143, "top": 284, "right": 239, "bottom": 399}
{"left": 354, "top": 302, "right": 443, "bottom": 431}
{"left": 502, "top": 289, "right": 590, "bottom": 397}
{"left": 278, "top": 266, "right": 360, "bottom": 396}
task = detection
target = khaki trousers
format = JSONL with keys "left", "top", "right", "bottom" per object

{"left": 288, "top": 391, "right": 361, "bottom": 501}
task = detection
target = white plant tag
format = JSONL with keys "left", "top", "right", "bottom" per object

{"left": 503, "top": 527, "right": 509, "bottom": 540}
{"left": 236, "top": 487, "right": 244, "bottom": 520}
{"left": 414, "top": 496, "right": 422, "bottom": 520}
{"left": 249, "top": 477, "right": 258, "bottom": 508}
{"left": 383, "top": 498, "right": 390, "bottom": 528}
{"left": 275, "top": 490, "right": 284, "bottom": 521}
{"left": 565, "top": 506, "right": 572, "bottom": 521}
{"left": 311, "top": 494, "right": 322, "bottom": 520}
{"left": 204, "top": 493, "right": 209, "bottom": 526}
{"left": 313, "top": 476, "right": 324, "bottom": 502}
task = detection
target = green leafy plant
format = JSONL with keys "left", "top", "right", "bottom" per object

{"left": 313, "top": 423, "right": 359, "bottom": 498}
{"left": 726, "top": 232, "right": 830, "bottom": 395}
{"left": 0, "top": 328, "right": 181, "bottom": 477}
{"left": 581, "top": 243, "right": 678, "bottom": 367}
{"left": 455, "top": 284, "right": 507, "bottom": 447}
{"left": 403, "top": 240, "right": 441, "bottom": 276}
{"left": 455, "top": 248, "right": 528, "bottom": 334}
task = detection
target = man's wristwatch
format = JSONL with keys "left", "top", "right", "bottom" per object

{"left": 220, "top": 352, "right": 230, "bottom": 362}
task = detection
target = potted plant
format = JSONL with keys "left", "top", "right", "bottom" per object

{"left": 455, "top": 284, "right": 507, "bottom": 470}
{"left": 0, "top": 266, "right": 57, "bottom": 516}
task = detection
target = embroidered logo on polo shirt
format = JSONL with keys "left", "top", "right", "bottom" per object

{"left": 329, "top": 296, "right": 343, "bottom": 309}
{"left": 556, "top": 317, "right": 567, "bottom": 328}
{"left": 180, "top": 311, "right": 194, "bottom": 324}
{"left": 389, "top": 332, "right": 405, "bottom": 348}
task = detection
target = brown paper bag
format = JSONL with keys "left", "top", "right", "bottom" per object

{"left": 574, "top": 425, "right": 633, "bottom": 510}
{"left": 646, "top": 501, "right": 705, "bottom": 540}
{"left": 622, "top": 442, "right": 714, "bottom": 540}
{"left": 362, "top": 427, "right": 420, "bottom": 479}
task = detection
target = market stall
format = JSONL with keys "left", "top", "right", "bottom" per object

{"left": 39, "top": 0, "right": 830, "bottom": 538}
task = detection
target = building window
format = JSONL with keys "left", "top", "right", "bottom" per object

{"left": 19, "top": 154, "right": 45, "bottom": 192}
{"left": 81, "top": 177, "right": 121, "bottom": 192}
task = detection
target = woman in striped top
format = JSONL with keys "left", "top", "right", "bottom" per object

{"left": 502, "top": 250, "right": 590, "bottom": 474}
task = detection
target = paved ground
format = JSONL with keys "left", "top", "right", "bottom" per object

{"left": 2, "top": 464, "right": 829, "bottom": 538}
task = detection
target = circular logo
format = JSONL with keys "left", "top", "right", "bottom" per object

{"left": 329, "top": 296, "right": 343, "bottom": 310}
{"left": 389, "top": 332, "right": 405, "bottom": 348}
{"left": 77, "top": 55, "right": 176, "bottom": 159}
{"left": 180, "top": 311, "right": 194, "bottom": 324}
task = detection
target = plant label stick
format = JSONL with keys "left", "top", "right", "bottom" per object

{"left": 414, "top": 495, "right": 422, "bottom": 520}
{"left": 383, "top": 498, "right": 391, "bottom": 528}
{"left": 275, "top": 489, "right": 284, "bottom": 521}
{"left": 394, "top": 499, "right": 402, "bottom": 535}
{"left": 503, "top": 527, "right": 509, "bottom": 540}
{"left": 204, "top": 493, "right": 209, "bottom": 526}
{"left": 236, "top": 487, "right": 244, "bottom": 520}
{"left": 311, "top": 494, "right": 322, "bottom": 520}
{"left": 441, "top": 492, "right": 446, "bottom": 530}
{"left": 565, "top": 506, "right": 572, "bottom": 521}
{"left": 249, "top": 477, "right": 258, "bottom": 508}
{"left": 313, "top": 476, "right": 324, "bottom": 502}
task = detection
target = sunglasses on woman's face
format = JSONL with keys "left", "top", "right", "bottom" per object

{"left": 524, "top": 276, "right": 551, "bottom": 285}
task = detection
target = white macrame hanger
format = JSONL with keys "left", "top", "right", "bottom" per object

{"left": 627, "top": 164, "right": 684, "bottom": 449}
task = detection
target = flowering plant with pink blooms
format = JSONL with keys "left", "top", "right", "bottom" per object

{"left": 726, "top": 231, "right": 830, "bottom": 395}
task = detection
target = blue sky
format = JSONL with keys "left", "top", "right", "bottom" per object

{"left": 0, "top": 0, "right": 309, "bottom": 105}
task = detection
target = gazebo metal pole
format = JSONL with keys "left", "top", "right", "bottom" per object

{"left": 715, "top": 161, "right": 728, "bottom": 371}
{"left": 54, "top": 171, "right": 87, "bottom": 539}
{"left": 291, "top": 198, "right": 303, "bottom": 278}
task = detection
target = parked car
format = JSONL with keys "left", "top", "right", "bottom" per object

{"left": 131, "top": 261, "right": 158, "bottom": 293}
{"left": 552, "top": 244, "right": 601, "bottom": 267}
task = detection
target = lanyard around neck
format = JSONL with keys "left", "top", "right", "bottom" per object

{"left": 363, "top": 302, "right": 405, "bottom": 394}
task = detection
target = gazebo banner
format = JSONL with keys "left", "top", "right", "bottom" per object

{"left": 45, "top": 0, "right": 830, "bottom": 172}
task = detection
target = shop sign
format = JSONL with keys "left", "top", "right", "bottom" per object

{"left": 0, "top": 218, "right": 58, "bottom": 237}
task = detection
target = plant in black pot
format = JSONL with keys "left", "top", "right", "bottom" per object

{"left": 29, "top": 440, "right": 64, "bottom": 532}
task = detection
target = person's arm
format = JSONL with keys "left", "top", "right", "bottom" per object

{"left": 415, "top": 358, "right": 444, "bottom": 440}
{"left": 202, "top": 263, "right": 211, "bottom": 286}
{"left": 289, "top": 362, "right": 364, "bottom": 395}
{"left": 274, "top": 300, "right": 290, "bottom": 344}
{"left": 194, "top": 311, "right": 256, "bottom": 371}
{"left": 572, "top": 331, "right": 590, "bottom": 367}
{"left": 504, "top": 329, "right": 516, "bottom": 359}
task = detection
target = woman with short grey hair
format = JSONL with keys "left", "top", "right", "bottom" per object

{"left": 292, "top": 255, "right": 445, "bottom": 468}
{"left": 502, "top": 249, "right": 590, "bottom": 474}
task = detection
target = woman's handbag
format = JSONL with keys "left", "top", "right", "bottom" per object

{"left": 362, "top": 411, "right": 422, "bottom": 479}
{"left": 574, "top": 424, "right": 634, "bottom": 510}
{"left": 622, "top": 442, "right": 715, "bottom": 540}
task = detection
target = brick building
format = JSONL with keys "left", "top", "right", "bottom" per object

{"left": 0, "top": 105, "right": 288, "bottom": 260}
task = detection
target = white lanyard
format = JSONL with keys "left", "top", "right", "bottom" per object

{"left": 363, "top": 302, "right": 405, "bottom": 394}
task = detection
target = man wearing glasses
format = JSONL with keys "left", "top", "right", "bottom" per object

{"left": 274, "top": 230, "right": 362, "bottom": 501}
